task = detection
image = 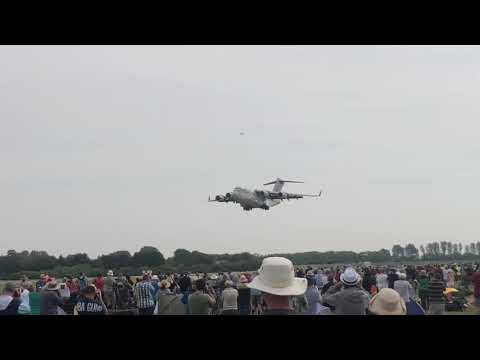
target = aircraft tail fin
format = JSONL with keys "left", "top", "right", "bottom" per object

{"left": 263, "top": 178, "right": 304, "bottom": 192}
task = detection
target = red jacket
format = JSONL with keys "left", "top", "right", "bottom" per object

{"left": 472, "top": 271, "right": 480, "bottom": 298}
{"left": 93, "top": 277, "right": 105, "bottom": 291}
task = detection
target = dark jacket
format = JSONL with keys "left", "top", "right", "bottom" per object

{"left": 40, "top": 290, "right": 64, "bottom": 315}
{"left": 0, "top": 297, "right": 21, "bottom": 315}
{"left": 323, "top": 286, "right": 370, "bottom": 315}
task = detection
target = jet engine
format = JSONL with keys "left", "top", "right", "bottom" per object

{"left": 215, "top": 195, "right": 225, "bottom": 201}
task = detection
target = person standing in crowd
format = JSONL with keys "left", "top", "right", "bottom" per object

{"left": 20, "top": 275, "right": 32, "bottom": 291}
{"left": 189, "top": 278, "right": 216, "bottom": 315}
{"left": 103, "top": 270, "right": 116, "bottom": 310}
{"left": 362, "top": 268, "right": 374, "bottom": 294}
{"left": 155, "top": 280, "right": 185, "bottom": 315}
{"left": 58, "top": 282, "right": 71, "bottom": 313}
{"left": 78, "top": 273, "right": 89, "bottom": 291}
{"left": 388, "top": 269, "right": 399, "bottom": 289}
{"left": 375, "top": 268, "right": 388, "bottom": 292}
{"left": 247, "top": 257, "right": 307, "bottom": 315}
{"left": 250, "top": 285, "right": 263, "bottom": 315}
{"left": 0, "top": 282, "right": 31, "bottom": 315}
{"left": 394, "top": 273, "right": 414, "bottom": 304}
{"left": 304, "top": 275, "right": 321, "bottom": 315}
{"left": 66, "top": 276, "right": 80, "bottom": 301}
{"left": 74, "top": 285, "right": 107, "bottom": 315}
{"left": 220, "top": 280, "right": 239, "bottom": 315}
{"left": 18, "top": 283, "right": 31, "bottom": 314}
{"left": 446, "top": 267, "right": 455, "bottom": 288}
{"left": 237, "top": 275, "right": 251, "bottom": 315}
{"left": 26, "top": 283, "right": 40, "bottom": 315}
{"left": 36, "top": 274, "right": 47, "bottom": 292}
{"left": 321, "top": 271, "right": 335, "bottom": 295}
{"left": 135, "top": 275, "right": 156, "bottom": 315}
{"left": 368, "top": 288, "right": 407, "bottom": 315}
{"left": 471, "top": 266, "right": 480, "bottom": 309}
{"left": 323, "top": 267, "right": 370, "bottom": 315}
{"left": 40, "top": 279, "right": 65, "bottom": 315}
{"left": 418, "top": 270, "right": 429, "bottom": 311}
{"left": 93, "top": 273, "right": 105, "bottom": 297}
{"left": 178, "top": 273, "right": 192, "bottom": 313}
{"left": 427, "top": 272, "right": 446, "bottom": 315}
{"left": 150, "top": 275, "right": 160, "bottom": 299}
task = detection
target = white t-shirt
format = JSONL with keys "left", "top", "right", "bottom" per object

{"left": 376, "top": 273, "right": 389, "bottom": 290}
{"left": 221, "top": 288, "right": 239, "bottom": 311}
{"left": 394, "top": 280, "right": 413, "bottom": 303}
{"left": 20, "top": 289, "right": 30, "bottom": 306}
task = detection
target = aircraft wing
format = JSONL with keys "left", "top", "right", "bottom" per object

{"left": 267, "top": 190, "right": 322, "bottom": 200}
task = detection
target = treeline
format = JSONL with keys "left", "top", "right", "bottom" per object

{"left": 1, "top": 242, "right": 480, "bottom": 279}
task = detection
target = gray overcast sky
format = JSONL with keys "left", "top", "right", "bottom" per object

{"left": 2, "top": 45, "right": 480, "bottom": 258}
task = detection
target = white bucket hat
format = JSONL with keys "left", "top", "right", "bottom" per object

{"left": 247, "top": 257, "right": 307, "bottom": 296}
{"left": 107, "top": 270, "right": 114, "bottom": 276}
{"left": 340, "top": 267, "right": 360, "bottom": 286}
{"left": 369, "top": 288, "right": 406, "bottom": 315}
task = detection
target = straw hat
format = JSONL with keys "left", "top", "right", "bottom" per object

{"left": 45, "top": 279, "right": 60, "bottom": 291}
{"left": 247, "top": 257, "right": 307, "bottom": 296}
{"left": 369, "top": 288, "right": 406, "bottom": 315}
{"left": 340, "top": 267, "right": 360, "bottom": 286}
{"left": 160, "top": 280, "right": 170, "bottom": 288}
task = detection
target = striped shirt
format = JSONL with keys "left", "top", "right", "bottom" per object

{"left": 427, "top": 279, "right": 445, "bottom": 304}
{"left": 135, "top": 281, "right": 155, "bottom": 309}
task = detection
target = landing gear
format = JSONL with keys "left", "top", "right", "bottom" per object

{"left": 261, "top": 205, "right": 270, "bottom": 210}
{"left": 243, "top": 207, "right": 252, "bottom": 211}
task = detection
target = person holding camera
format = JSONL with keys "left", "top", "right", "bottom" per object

{"left": 74, "top": 285, "right": 108, "bottom": 315}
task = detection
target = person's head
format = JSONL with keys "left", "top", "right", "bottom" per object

{"left": 369, "top": 288, "right": 406, "bottom": 315}
{"left": 160, "top": 280, "right": 170, "bottom": 289}
{"left": 434, "top": 272, "right": 442, "bottom": 281}
{"left": 83, "top": 285, "right": 97, "bottom": 299}
{"left": 247, "top": 257, "right": 307, "bottom": 302}
{"left": 307, "top": 276, "right": 315, "bottom": 287}
{"left": 340, "top": 267, "right": 361, "bottom": 288}
{"left": 225, "top": 280, "right": 233, "bottom": 288}
{"left": 399, "top": 273, "right": 407, "bottom": 280}
{"left": 107, "top": 270, "right": 114, "bottom": 277}
{"left": 21, "top": 275, "right": 28, "bottom": 281}
{"left": 195, "top": 278, "right": 206, "bottom": 292}
{"left": 2, "top": 282, "right": 16, "bottom": 296}
{"left": 96, "top": 273, "right": 102, "bottom": 278}
{"left": 142, "top": 274, "right": 149, "bottom": 282}
{"left": 45, "top": 279, "right": 60, "bottom": 292}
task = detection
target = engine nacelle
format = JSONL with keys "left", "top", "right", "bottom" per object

{"left": 225, "top": 192, "right": 231, "bottom": 199}
{"left": 215, "top": 195, "right": 225, "bottom": 202}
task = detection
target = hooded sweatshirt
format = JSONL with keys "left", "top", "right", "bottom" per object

{"left": 323, "top": 286, "right": 370, "bottom": 315}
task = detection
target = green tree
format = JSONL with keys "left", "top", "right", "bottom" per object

{"left": 99, "top": 251, "right": 132, "bottom": 269}
{"left": 392, "top": 245, "right": 404, "bottom": 258}
{"left": 132, "top": 246, "right": 165, "bottom": 268}
{"left": 405, "top": 244, "right": 418, "bottom": 258}
{"left": 440, "top": 241, "right": 447, "bottom": 257}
